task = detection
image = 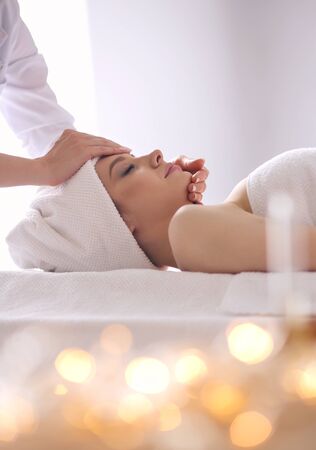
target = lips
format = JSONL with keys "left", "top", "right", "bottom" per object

{"left": 165, "top": 164, "right": 182, "bottom": 178}
{"left": 164, "top": 163, "right": 173, "bottom": 178}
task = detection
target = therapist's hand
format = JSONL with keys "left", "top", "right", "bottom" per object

{"left": 169, "top": 155, "right": 209, "bottom": 204}
{"left": 39, "top": 130, "right": 132, "bottom": 186}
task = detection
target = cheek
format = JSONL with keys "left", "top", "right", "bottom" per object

{"left": 130, "top": 180, "right": 164, "bottom": 205}
{"left": 119, "top": 171, "right": 191, "bottom": 208}
{"left": 115, "top": 176, "right": 158, "bottom": 209}
{"left": 127, "top": 175, "right": 161, "bottom": 195}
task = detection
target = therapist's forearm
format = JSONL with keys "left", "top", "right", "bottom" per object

{"left": 0, "top": 153, "right": 46, "bottom": 187}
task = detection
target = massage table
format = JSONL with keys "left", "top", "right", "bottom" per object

{"left": 1, "top": 269, "right": 316, "bottom": 449}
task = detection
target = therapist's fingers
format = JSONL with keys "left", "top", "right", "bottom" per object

{"left": 191, "top": 167, "right": 209, "bottom": 183}
{"left": 188, "top": 192, "right": 203, "bottom": 204}
{"left": 85, "top": 144, "right": 131, "bottom": 153}
{"left": 188, "top": 181, "right": 206, "bottom": 193}
{"left": 59, "top": 129, "right": 132, "bottom": 151}
{"left": 73, "top": 133, "right": 122, "bottom": 147}
{"left": 49, "top": 130, "right": 133, "bottom": 165}
{"left": 171, "top": 156, "right": 206, "bottom": 174}
{"left": 85, "top": 137, "right": 131, "bottom": 149}
{"left": 86, "top": 146, "right": 132, "bottom": 158}
{"left": 44, "top": 136, "right": 132, "bottom": 185}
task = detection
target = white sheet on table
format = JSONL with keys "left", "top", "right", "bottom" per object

{"left": 1, "top": 269, "right": 316, "bottom": 319}
{"left": 0, "top": 269, "right": 231, "bottom": 320}
{"left": 219, "top": 271, "right": 316, "bottom": 316}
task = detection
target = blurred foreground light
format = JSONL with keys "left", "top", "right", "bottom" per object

{"left": 10, "top": 397, "right": 37, "bottom": 435}
{"left": 200, "top": 381, "right": 245, "bottom": 422}
{"left": 0, "top": 326, "right": 50, "bottom": 384}
{"left": 54, "top": 384, "right": 68, "bottom": 396}
{"left": 100, "top": 324, "right": 133, "bottom": 355}
{"left": 282, "top": 368, "right": 302, "bottom": 394}
{"left": 295, "top": 363, "right": 316, "bottom": 400}
{"left": 0, "top": 396, "right": 37, "bottom": 442}
{"left": 154, "top": 410, "right": 223, "bottom": 450}
{"left": 174, "top": 349, "right": 208, "bottom": 385}
{"left": 63, "top": 400, "right": 89, "bottom": 430}
{"left": 159, "top": 402, "right": 181, "bottom": 431}
{"left": 0, "top": 409, "right": 17, "bottom": 442}
{"left": 125, "top": 357, "right": 170, "bottom": 394}
{"left": 230, "top": 411, "right": 273, "bottom": 447}
{"left": 55, "top": 348, "right": 96, "bottom": 383}
{"left": 117, "top": 393, "right": 153, "bottom": 423}
{"left": 84, "top": 405, "right": 118, "bottom": 435}
{"left": 227, "top": 322, "right": 274, "bottom": 364}
{"left": 84, "top": 410, "right": 144, "bottom": 450}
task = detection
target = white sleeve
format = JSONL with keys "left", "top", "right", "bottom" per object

{"left": 0, "top": 1, "right": 75, "bottom": 157}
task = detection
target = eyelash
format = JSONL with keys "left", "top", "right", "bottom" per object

{"left": 123, "top": 164, "right": 135, "bottom": 176}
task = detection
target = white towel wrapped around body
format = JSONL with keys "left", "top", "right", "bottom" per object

{"left": 247, "top": 148, "right": 316, "bottom": 225}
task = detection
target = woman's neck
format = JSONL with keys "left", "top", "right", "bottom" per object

{"left": 135, "top": 219, "right": 178, "bottom": 269}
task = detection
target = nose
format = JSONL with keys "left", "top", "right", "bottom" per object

{"left": 150, "top": 149, "right": 164, "bottom": 167}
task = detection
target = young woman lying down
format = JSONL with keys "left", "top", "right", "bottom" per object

{"left": 6, "top": 147, "right": 316, "bottom": 273}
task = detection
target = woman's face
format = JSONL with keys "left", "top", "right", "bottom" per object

{"left": 95, "top": 149, "right": 192, "bottom": 239}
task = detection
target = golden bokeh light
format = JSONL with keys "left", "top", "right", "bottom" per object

{"left": 2, "top": 318, "right": 316, "bottom": 447}
{"left": 84, "top": 405, "right": 116, "bottom": 436}
{"left": 55, "top": 348, "right": 96, "bottom": 383}
{"left": 54, "top": 384, "right": 68, "bottom": 396}
{"left": 84, "top": 410, "right": 144, "bottom": 450}
{"left": 295, "top": 363, "right": 316, "bottom": 400}
{"left": 159, "top": 402, "right": 182, "bottom": 431}
{"left": 63, "top": 400, "right": 89, "bottom": 430}
{"left": 0, "top": 409, "right": 17, "bottom": 442}
{"left": 125, "top": 357, "right": 170, "bottom": 394}
{"left": 0, "top": 396, "right": 37, "bottom": 440}
{"left": 174, "top": 350, "right": 208, "bottom": 385}
{"left": 281, "top": 368, "right": 301, "bottom": 393}
{"left": 227, "top": 322, "right": 274, "bottom": 364}
{"left": 117, "top": 393, "right": 153, "bottom": 423}
{"left": 200, "top": 381, "right": 245, "bottom": 422}
{"left": 99, "top": 422, "right": 145, "bottom": 450}
{"left": 11, "top": 397, "right": 37, "bottom": 434}
{"left": 230, "top": 410, "right": 273, "bottom": 447}
{"left": 155, "top": 410, "right": 222, "bottom": 449}
{"left": 100, "top": 324, "right": 133, "bottom": 355}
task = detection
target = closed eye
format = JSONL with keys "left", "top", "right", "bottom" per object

{"left": 122, "top": 164, "right": 135, "bottom": 176}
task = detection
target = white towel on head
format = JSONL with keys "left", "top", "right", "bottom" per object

{"left": 6, "top": 159, "right": 159, "bottom": 272}
{"left": 247, "top": 147, "right": 316, "bottom": 225}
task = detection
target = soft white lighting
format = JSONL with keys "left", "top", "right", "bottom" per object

{"left": 125, "top": 357, "right": 170, "bottom": 394}
{"left": 0, "top": 0, "right": 97, "bottom": 270}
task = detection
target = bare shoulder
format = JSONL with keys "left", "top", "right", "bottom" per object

{"left": 169, "top": 204, "right": 219, "bottom": 235}
{"left": 168, "top": 202, "right": 267, "bottom": 273}
{"left": 168, "top": 203, "right": 238, "bottom": 271}
{"left": 224, "top": 177, "right": 253, "bottom": 213}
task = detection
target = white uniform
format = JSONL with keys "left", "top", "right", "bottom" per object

{"left": 0, "top": 0, "right": 75, "bottom": 157}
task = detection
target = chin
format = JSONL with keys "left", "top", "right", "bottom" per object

{"left": 176, "top": 170, "right": 191, "bottom": 185}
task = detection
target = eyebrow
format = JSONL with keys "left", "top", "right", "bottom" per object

{"left": 109, "top": 153, "right": 135, "bottom": 178}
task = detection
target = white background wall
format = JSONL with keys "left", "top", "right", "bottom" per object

{"left": 1, "top": 0, "right": 316, "bottom": 269}
{"left": 86, "top": 0, "right": 316, "bottom": 204}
